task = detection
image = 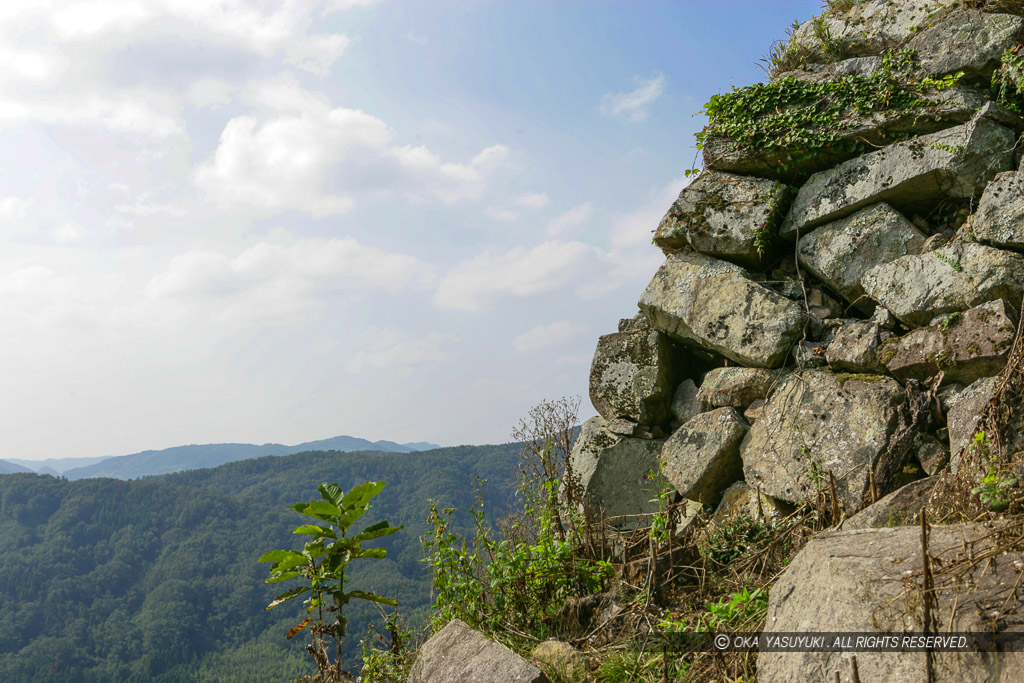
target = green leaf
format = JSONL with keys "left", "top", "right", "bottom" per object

{"left": 293, "top": 524, "right": 337, "bottom": 539}
{"left": 342, "top": 480, "right": 386, "bottom": 511}
{"left": 353, "top": 520, "right": 402, "bottom": 542}
{"left": 318, "top": 482, "right": 345, "bottom": 508}
{"left": 271, "top": 554, "right": 308, "bottom": 572}
{"left": 301, "top": 500, "right": 345, "bottom": 519}
{"left": 355, "top": 547, "right": 387, "bottom": 559}
{"left": 257, "top": 549, "right": 303, "bottom": 563}
{"left": 266, "top": 570, "right": 304, "bottom": 583}
{"left": 347, "top": 590, "right": 398, "bottom": 606}
{"left": 265, "top": 585, "right": 311, "bottom": 610}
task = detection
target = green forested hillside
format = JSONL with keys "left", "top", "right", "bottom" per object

{"left": 0, "top": 445, "right": 519, "bottom": 682}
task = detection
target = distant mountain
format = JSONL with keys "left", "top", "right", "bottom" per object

{"left": 6, "top": 456, "right": 112, "bottom": 474}
{"left": 61, "top": 435, "right": 444, "bottom": 480}
{"left": 0, "top": 460, "right": 33, "bottom": 475}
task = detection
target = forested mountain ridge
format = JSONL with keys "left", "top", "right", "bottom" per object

{"left": 42, "top": 434, "right": 443, "bottom": 480}
{"left": 0, "top": 444, "right": 518, "bottom": 681}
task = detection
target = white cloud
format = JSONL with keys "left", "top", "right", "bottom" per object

{"left": 0, "top": 196, "right": 31, "bottom": 223}
{"left": 513, "top": 321, "right": 587, "bottom": 353}
{"left": 196, "top": 84, "right": 508, "bottom": 216}
{"left": 187, "top": 77, "right": 234, "bottom": 110}
{"left": 485, "top": 207, "right": 519, "bottom": 222}
{"left": 546, "top": 202, "right": 594, "bottom": 238}
{"left": 52, "top": 222, "right": 86, "bottom": 244}
{"left": 514, "top": 192, "right": 550, "bottom": 209}
{"left": 433, "top": 241, "right": 596, "bottom": 312}
{"left": 285, "top": 33, "right": 350, "bottom": 76}
{"left": 347, "top": 330, "right": 459, "bottom": 373}
{"left": 608, "top": 176, "right": 688, "bottom": 248}
{"left": 600, "top": 73, "right": 666, "bottom": 122}
{"left": 327, "top": 0, "right": 384, "bottom": 11}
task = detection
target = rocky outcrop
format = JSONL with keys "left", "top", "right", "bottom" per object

{"left": 759, "top": 523, "right": 1024, "bottom": 683}
{"left": 879, "top": 299, "right": 1018, "bottom": 384}
{"left": 907, "top": 10, "right": 1023, "bottom": 82}
{"left": 841, "top": 476, "right": 938, "bottom": 530}
{"left": 741, "top": 370, "right": 905, "bottom": 512}
{"left": 861, "top": 241, "right": 1024, "bottom": 327}
{"left": 660, "top": 408, "right": 746, "bottom": 505}
{"left": 946, "top": 376, "right": 1001, "bottom": 473}
{"left": 409, "top": 619, "right": 548, "bottom": 683}
{"left": 638, "top": 252, "right": 807, "bottom": 368}
{"left": 782, "top": 113, "right": 1015, "bottom": 236}
{"left": 653, "top": 171, "right": 788, "bottom": 267}
{"left": 971, "top": 170, "right": 1024, "bottom": 251}
{"left": 825, "top": 320, "right": 892, "bottom": 374}
{"left": 589, "top": 324, "right": 681, "bottom": 426}
{"left": 695, "top": 367, "right": 776, "bottom": 409}
{"left": 712, "top": 480, "right": 791, "bottom": 524}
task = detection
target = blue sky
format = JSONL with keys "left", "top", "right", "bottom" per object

{"left": 0, "top": 0, "right": 823, "bottom": 460}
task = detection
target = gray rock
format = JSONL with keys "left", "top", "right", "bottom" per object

{"left": 972, "top": 170, "right": 1024, "bottom": 251}
{"left": 869, "top": 304, "right": 897, "bottom": 330}
{"left": 915, "top": 432, "right": 949, "bottom": 476}
{"left": 797, "top": 203, "right": 927, "bottom": 309}
{"left": 774, "top": 55, "right": 883, "bottom": 83}
{"left": 783, "top": 114, "right": 1016, "bottom": 236}
{"left": 638, "top": 252, "right": 807, "bottom": 369}
{"left": 703, "top": 87, "right": 989, "bottom": 180}
{"left": 741, "top": 370, "right": 905, "bottom": 511}
{"left": 409, "top": 618, "right": 548, "bottom": 683}
{"left": 908, "top": 10, "right": 1023, "bottom": 82}
{"left": 841, "top": 476, "right": 938, "bottom": 530}
{"left": 862, "top": 242, "right": 1024, "bottom": 327}
{"left": 589, "top": 327, "right": 681, "bottom": 425}
{"left": 568, "top": 417, "right": 668, "bottom": 529}
{"left": 759, "top": 523, "right": 1024, "bottom": 683}
{"left": 787, "top": 0, "right": 939, "bottom": 64}
{"left": 792, "top": 341, "right": 829, "bottom": 368}
{"left": 946, "top": 376, "right": 1000, "bottom": 474}
{"left": 696, "top": 367, "right": 777, "bottom": 409}
{"left": 711, "top": 480, "right": 791, "bottom": 525}
{"left": 653, "top": 171, "right": 788, "bottom": 267}
{"left": 825, "top": 320, "right": 891, "bottom": 373}
{"left": 879, "top": 299, "right": 1018, "bottom": 384}
{"left": 669, "top": 379, "right": 702, "bottom": 424}
{"left": 660, "top": 408, "right": 747, "bottom": 505}
{"left": 743, "top": 398, "right": 766, "bottom": 423}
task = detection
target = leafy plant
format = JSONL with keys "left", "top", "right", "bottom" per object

{"left": 971, "top": 466, "right": 1017, "bottom": 513}
{"left": 702, "top": 514, "right": 773, "bottom": 566}
{"left": 702, "top": 586, "right": 769, "bottom": 630}
{"left": 258, "top": 481, "right": 402, "bottom": 682}
{"left": 934, "top": 252, "right": 963, "bottom": 272}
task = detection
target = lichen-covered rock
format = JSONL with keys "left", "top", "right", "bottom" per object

{"left": 907, "top": 10, "right": 1023, "bottom": 82}
{"left": 841, "top": 476, "right": 937, "bottom": 530}
{"left": 589, "top": 327, "right": 681, "bottom": 426}
{"left": 669, "top": 378, "right": 702, "bottom": 424}
{"left": 568, "top": 417, "right": 667, "bottom": 528}
{"left": 797, "top": 203, "right": 927, "bottom": 308}
{"left": 660, "top": 408, "right": 747, "bottom": 505}
{"left": 653, "top": 171, "right": 788, "bottom": 267}
{"left": 696, "top": 367, "right": 776, "bottom": 409}
{"left": 971, "top": 170, "right": 1024, "bottom": 251}
{"left": 915, "top": 432, "right": 949, "bottom": 476}
{"left": 741, "top": 371, "right": 905, "bottom": 511}
{"left": 825, "top": 320, "right": 892, "bottom": 373}
{"left": 409, "top": 619, "right": 548, "bottom": 683}
{"left": 861, "top": 242, "right": 1024, "bottom": 327}
{"left": 879, "top": 299, "right": 1018, "bottom": 384}
{"left": 638, "top": 252, "right": 807, "bottom": 368}
{"left": 759, "top": 523, "right": 1024, "bottom": 683}
{"left": 783, "top": 114, "right": 1015, "bottom": 236}
{"left": 711, "top": 480, "right": 791, "bottom": 525}
{"left": 946, "top": 376, "right": 1000, "bottom": 473}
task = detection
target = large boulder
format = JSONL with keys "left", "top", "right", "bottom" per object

{"left": 759, "top": 523, "right": 1024, "bottom": 683}
{"left": 696, "top": 367, "right": 776, "bottom": 409}
{"left": 589, "top": 326, "right": 681, "bottom": 426}
{"left": 797, "top": 203, "right": 927, "bottom": 309}
{"left": 660, "top": 408, "right": 747, "bottom": 505}
{"left": 409, "top": 619, "right": 548, "bottom": 683}
{"left": 971, "top": 170, "right": 1024, "bottom": 251}
{"left": 669, "top": 379, "right": 702, "bottom": 424}
{"left": 782, "top": 113, "right": 1016, "bottom": 236}
{"left": 907, "top": 10, "right": 1023, "bottom": 82}
{"left": 638, "top": 252, "right": 807, "bottom": 369}
{"left": 567, "top": 417, "right": 668, "bottom": 528}
{"left": 653, "top": 171, "right": 788, "bottom": 267}
{"left": 741, "top": 370, "right": 905, "bottom": 512}
{"left": 712, "top": 480, "right": 792, "bottom": 525}
{"left": 879, "top": 299, "right": 1018, "bottom": 384}
{"left": 861, "top": 241, "right": 1024, "bottom": 327}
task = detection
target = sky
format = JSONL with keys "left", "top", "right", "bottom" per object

{"left": 1, "top": 0, "right": 824, "bottom": 460}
